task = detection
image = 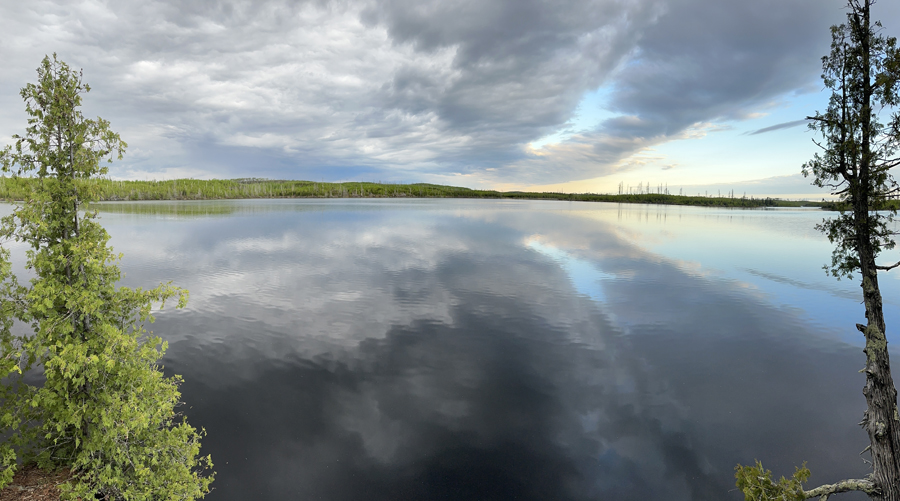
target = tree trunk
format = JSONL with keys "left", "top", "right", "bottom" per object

{"left": 858, "top": 244, "right": 900, "bottom": 500}
{"left": 854, "top": 0, "right": 900, "bottom": 495}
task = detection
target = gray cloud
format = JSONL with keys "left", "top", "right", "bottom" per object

{"left": 0, "top": 0, "right": 893, "bottom": 184}
{"left": 589, "top": 0, "right": 841, "bottom": 151}
{"left": 746, "top": 119, "right": 810, "bottom": 135}
{"left": 362, "top": 0, "right": 655, "bottom": 131}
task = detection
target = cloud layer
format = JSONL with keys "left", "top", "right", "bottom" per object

{"left": 0, "top": 0, "right": 889, "bottom": 185}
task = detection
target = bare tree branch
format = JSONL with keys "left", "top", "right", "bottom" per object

{"left": 875, "top": 260, "right": 900, "bottom": 271}
{"left": 804, "top": 477, "right": 877, "bottom": 499}
{"left": 807, "top": 115, "right": 839, "bottom": 124}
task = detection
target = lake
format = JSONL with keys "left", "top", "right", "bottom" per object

{"left": 14, "top": 198, "right": 898, "bottom": 500}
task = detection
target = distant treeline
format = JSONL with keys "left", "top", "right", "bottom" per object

{"left": 0, "top": 176, "right": 835, "bottom": 209}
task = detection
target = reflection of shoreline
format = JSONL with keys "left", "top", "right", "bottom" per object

{"left": 90, "top": 199, "right": 394, "bottom": 218}
{"left": 90, "top": 198, "right": 503, "bottom": 218}
{"left": 84, "top": 198, "right": 830, "bottom": 221}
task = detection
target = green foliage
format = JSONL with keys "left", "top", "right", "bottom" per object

{"left": 735, "top": 461, "right": 811, "bottom": 501}
{"left": 0, "top": 55, "right": 212, "bottom": 499}
{"left": 0, "top": 176, "right": 824, "bottom": 209}
{"left": 0, "top": 246, "right": 22, "bottom": 488}
{"left": 802, "top": 3, "right": 900, "bottom": 279}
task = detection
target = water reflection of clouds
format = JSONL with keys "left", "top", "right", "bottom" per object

{"left": 518, "top": 203, "right": 894, "bottom": 346}
{"left": 86, "top": 200, "right": 876, "bottom": 500}
{"left": 526, "top": 239, "right": 616, "bottom": 303}
{"left": 108, "top": 213, "right": 476, "bottom": 349}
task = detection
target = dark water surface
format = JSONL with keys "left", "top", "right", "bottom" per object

{"left": 58, "top": 199, "right": 900, "bottom": 499}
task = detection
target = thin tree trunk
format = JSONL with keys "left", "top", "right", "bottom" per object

{"left": 858, "top": 241, "right": 900, "bottom": 500}
{"left": 855, "top": 2, "right": 900, "bottom": 495}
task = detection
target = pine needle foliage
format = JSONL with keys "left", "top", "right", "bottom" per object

{"left": 0, "top": 55, "right": 213, "bottom": 499}
{"left": 801, "top": 4, "right": 900, "bottom": 280}
{"left": 735, "top": 461, "right": 811, "bottom": 501}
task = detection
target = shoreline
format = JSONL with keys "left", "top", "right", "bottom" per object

{"left": 0, "top": 177, "right": 835, "bottom": 210}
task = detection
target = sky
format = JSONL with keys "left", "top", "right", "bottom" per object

{"left": 0, "top": 0, "right": 898, "bottom": 197}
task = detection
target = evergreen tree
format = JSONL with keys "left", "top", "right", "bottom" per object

{"left": 0, "top": 55, "right": 212, "bottom": 499}
{"left": 737, "top": 0, "right": 900, "bottom": 499}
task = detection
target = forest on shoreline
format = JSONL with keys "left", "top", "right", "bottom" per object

{"left": 0, "top": 176, "right": 839, "bottom": 209}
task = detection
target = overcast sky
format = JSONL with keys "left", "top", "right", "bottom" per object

{"left": 1, "top": 0, "right": 898, "bottom": 196}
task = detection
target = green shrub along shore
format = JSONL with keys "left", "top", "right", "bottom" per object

{"left": 0, "top": 176, "right": 846, "bottom": 209}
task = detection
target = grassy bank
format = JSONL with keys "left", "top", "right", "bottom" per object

{"left": 0, "top": 176, "right": 831, "bottom": 209}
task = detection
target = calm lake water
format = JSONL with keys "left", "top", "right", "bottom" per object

{"left": 12, "top": 198, "right": 900, "bottom": 500}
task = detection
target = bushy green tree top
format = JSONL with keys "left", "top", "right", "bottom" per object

{"left": 802, "top": 3, "right": 900, "bottom": 279}
{"left": 0, "top": 54, "right": 212, "bottom": 500}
